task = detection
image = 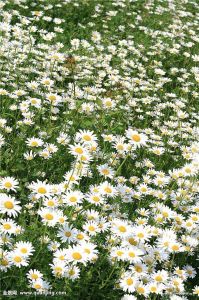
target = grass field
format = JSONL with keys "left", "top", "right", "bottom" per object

{"left": 0, "top": 0, "right": 199, "bottom": 299}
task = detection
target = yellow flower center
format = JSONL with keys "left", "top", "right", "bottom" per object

{"left": 72, "top": 252, "right": 82, "bottom": 260}
{"left": 128, "top": 238, "right": 137, "bottom": 246}
{"left": 1, "top": 259, "right": 8, "bottom": 266}
{"left": 126, "top": 278, "right": 133, "bottom": 286}
{"left": 186, "top": 222, "right": 192, "bottom": 227}
{"left": 116, "top": 250, "right": 123, "bottom": 256}
{"left": 131, "top": 134, "right": 141, "bottom": 142}
{"left": 75, "top": 147, "right": 83, "bottom": 154}
{"left": 137, "top": 232, "right": 144, "bottom": 238}
{"left": 92, "top": 196, "right": 100, "bottom": 202}
{"left": 31, "top": 141, "right": 38, "bottom": 147}
{"left": 47, "top": 200, "right": 55, "bottom": 207}
{"left": 88, "top": 225, "right": 95, "bottom": 231}
{"left": 155, "top": 275, "right": 163, "bottom": 282}
{"left": 129, "top": 251, "right": 135, "bottom": 258}
{"left": 83, "top": 135, "right": 91, "bottom": 141}
{"left": 38, "top": 187, "right": 47, "bottom": 194}
{"left": 45, "top": 213, "right": 53, "bottom": 220}
{"left": 118, "top": 225, "right": 126, "bottom": 233}
{"left": 84, "top": 248, "right": 91, "bottom": 254}
{"left": 4, "top": 182, "right": 12, "bottom": 188}
{"left": 69, "top": 196, "right": 77, "bottom": 203}
{"left": 31, "top": 274, "right": 38, "bottom": 279}
{"left": 163, "top": 212, "right": 169, "bottom": 218}
{"left": 172, "top": 245, "right": 179, "bottom": 251}
{"left": 69, "top": 269, "right": 75, "bottom": 276}
{"left": 137, "top": 287, "right": 145, "bottom": 294}
{"left": 102, "top": 169, "right": 110, "bottom": 175}
{"left": 3, "top": 224, "right": 11, "bottom": 230}
{"left": 34, "top": 284, "right": 42, "bottom": 289}
{"left": 4, "top": 201, "right": 14, "bottom": 209}
{"left": 135, "top": 266, "right": 142, "bottom": 273}
{"left": 55, "top": 267, "right": 62, "bottom": 273}
{"left": 65, "top": 231, "right": 71, "bottom": 237}
{"left": 21, "top": 248, "right": 27, "bottom": 254}
{"left": 59, "top": 217, "right": 65, "bottom": 223}
{"left": 14, "top": 256, "right": 22, "bottom": 263}
{"left": 117, "top": 145, "right": 124, "bottom": 150}
{"left": 48, "top": 95, "right": 56, "bottom": 102}
{"left": 77, "top": 233, "right": 84, "bottom": 240}
{"left": 104, "top": 187, "right": 112, "bottom": 193}
{"left": 105, "top": 101, "right": 112, "bottom": 107}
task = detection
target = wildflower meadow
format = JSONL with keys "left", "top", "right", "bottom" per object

{"left": 0, "top": 0, "right": 199, "bottom": 299}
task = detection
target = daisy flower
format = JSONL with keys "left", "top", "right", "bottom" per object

{"left": 75, "top": 231, "right": 90, "bottom": 244}
{"left": 153, "top": 270, "right": 168, "bottom": 283}
{"left": 0, "top": 194, "right": 21, "bottom": 217}
{"left": 133, "top": 225, "right": 151, "bottom": 242}
{"left": 48, "top": 241, "right": 61, "bottom": 252}
{"left": 0, "top": 219, "right": 17, "bottom": 234}
{"left": 43, "top": 197, "right": 59, "bottom": 209}
{"left": 38, "top": 208, "right": 59, "bottom": 227}
{"left": 46, "top": 93, "right": 62, "bottom": 106}
{"left": 100, "top": 181, "right": 118, "bottom": 197}
{"left": 65, "top": 266, "right": 80, "bottom": 280}
{"left": 147, "top": 282, "right": 164, "bottom": 294}
{"left": 0, "top": 177, "right": 19, "bottom": 192}
{"left": 31, "top": 279, "right": 51, "bottom": 291}
{"left": 41, "top": 78, "right": 54, "bottom": 87}
{"left": 26, "top": 137, "right": 44, "bottom": 148}
{"left": 75, "top": 130, "right": 97, "bottom": 144}
{"left": 50, "top": 261, "right": 66, "bottom": 277}
{"left": 119, "top": 272, "right": 138, "bottom": 293}
{"left": 8, "top": 251, "right": 29, "bottom": 267}
{"left": 193, "top": 286, "right": 199, "bottom": 296}
{"left": 97, "top": 164, "right": 115, "bottom": 179}
{"left": 111, "top": 220, "right": 132, "bottom": 237}
{"left": 57, "top": 224, "right": 77, "bottom": 243}
{"left": 83, "top": 221, "right": 100, "bottom": 236}
{"left": 63, "top": 190, "right": 84, "bottom": 206}
{"left": 69, "top": 144, "right": 88, "bottom": 157}
{"left": 86, "top": 192, "right": 104, "bottom": 206}
{"left": 126, "top": 129, "right": 148, "bottom": 147}
{"left": 0, "top": 250, "right": 10, "bottom": 271}
{"left": 110, "top": 247, "right": 126, "bottom": 261}
{"left": 14, "top": 241, "right": 34, "bottom": 257}
{"left": 80, "top": 242, "right": 98, "bottom": 260}
{"left": 23, "top": 150, "right": 36, "bottom": 160}
{"left": 136, "top": 283, "right": 150, "bottom": 297}
{"left": 126, "top": 247, "right": 144, "bottom": 263}
{"left": 66, "top": 246, "right": 88, "bottom": 264}
{"left": 53, "top": 249, "right": 67, "bottom": 262}
{"left": 27, "top": 269, "right": 43, "bottom": 281}
{"left": 28, "top": 180, "right": 51, "bottom": 198}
